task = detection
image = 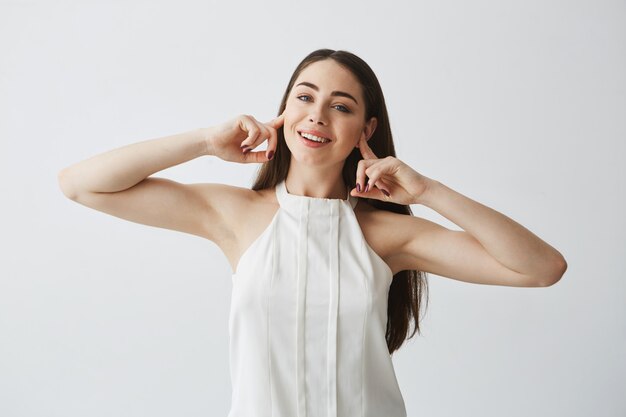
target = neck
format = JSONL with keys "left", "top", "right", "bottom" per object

{"left": 285, "top": 159, "right": 347, "bottom": 199}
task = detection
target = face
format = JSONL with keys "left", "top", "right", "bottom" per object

{"left": 283, "top": 59, "right": 377, "bottom": 166}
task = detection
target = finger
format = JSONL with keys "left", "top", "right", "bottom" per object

{"left": 240, "top": 116, "right": 261, "bottom": 148}
{"left": 243, "top": 135, "right": 274, "bottom": 164}
{"left": 358, "top": 135, "right": 378, "bottom": 160}
{"left": 241, "top": 128, "right": 261, "bottom": 151}
{"left": 364, "top": 158, "right": 392, "bottom": 196}
{"left": 353, "top": 158, "right": 379, "bottom": 194}
{"left": 241, "top": 115, "right": 268, "bottom": 147}
{"left": 267, "top": 113, "right": 285, "bottom": 129}
{"left": 356, "top": 159, "right": 389, "bottom": 199}
{"left": 243, "top": 148, "right": 271, "bottom": 164}
{"left": 265, "top": 125, "right": 277, "bottom": 160}
{"left": 243, "top": 124, "right": 271, "bottom": 155}
{"left": 261, "top": 115, "right": 283, "bottom": 160}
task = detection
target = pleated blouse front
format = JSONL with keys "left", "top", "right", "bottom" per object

{"left": 227, "top": 179, "right": 406, "bottom": 417}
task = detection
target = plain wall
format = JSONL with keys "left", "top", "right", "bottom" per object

{"left": 1, "top": 0, "right": 624, "bottom": 416}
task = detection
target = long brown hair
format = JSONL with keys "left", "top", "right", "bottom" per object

{"left": 251, "top": 48, "right": 429, "bottom": 355}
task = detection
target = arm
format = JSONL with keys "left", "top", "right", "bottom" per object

{"left": 56, "top": 128, "right": 235, "bottom": 243}
{"left": 57, "top": 114, "right": 284, "bottom": 246}
{"left": 353, "top": 137, "right": 567, "bottom": 288}
{"left": 398, "top": 179, "right": 567, "bottom": 287}
{"left": 57, "top": 128, "right": 209, "bottom": 197}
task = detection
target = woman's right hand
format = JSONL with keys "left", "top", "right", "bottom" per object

{"left": 204, "top": 113, "right": 285, "bottom": 163}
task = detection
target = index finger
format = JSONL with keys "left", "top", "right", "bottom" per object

{"left": 266, "top": 112, "right": 285, "bottom": 129}
{"left": 358, "top": 135, "right": 378, "bottom": 160}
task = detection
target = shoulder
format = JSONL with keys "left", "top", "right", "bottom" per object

{"left": 191, "top": 182, "right": 274, "bottom": 242}
{"left": 196, "top": 183, "right": 278, "bottom": 267}
{"left": 353, "top": 200, "right": 408, "bottom": 274}
{"left": 354, "top": 198, "right": 410, "bottom": 231}
{"left": 194, "top": 183, "right": 254, "bottom": 224}
{"left": 194, "top": 182, "right": 273, "bottom": 212}
{"left": 199, "top": 180, "right": 277, "bottom": 214}
{"left": 354, "top": 199, "right": 433, "bottom": 274}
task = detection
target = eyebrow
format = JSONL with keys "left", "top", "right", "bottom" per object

{"left": 295, "top": 81, "right": 359, "bottom": 105}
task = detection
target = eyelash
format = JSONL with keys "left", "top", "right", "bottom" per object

{"left": 296, "top": 94, "right": 351, "bottom": 113}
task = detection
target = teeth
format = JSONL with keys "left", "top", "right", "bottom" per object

{"left": 300, "top": 132, "right": 330, "bottom": 143}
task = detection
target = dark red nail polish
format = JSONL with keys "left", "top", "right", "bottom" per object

{"left": 356, "top": 183, "right": 361, "bottom": 192}
{"left": 365, "top": 183, "right": 370, "bottom": 193}
{"left": 267, "top": 150, "right": 274, "bottom": 160}
{"left": 243, "top": 147, "right": 251, "bottom": 154}
{"left": 381, "top": 189, "right": 390, "bottom": 197}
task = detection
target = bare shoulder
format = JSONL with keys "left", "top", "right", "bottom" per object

{"left": 197, "top": 182, "right": 258, "bottom": 225}
{"left": 215, "top": 191, "right": 428, "bottom": 275}
{"left": 353, "top": 199, "right": 430, "bottom": 275}
{"left": 196, "top": 182, "right": 267, "bottom": 235}
{"left": 200, "top": 183, "right": 279, "bottom": 273}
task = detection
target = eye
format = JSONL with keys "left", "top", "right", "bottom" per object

{"left": 296, "top": 95, "right": 351, "bottom": 113}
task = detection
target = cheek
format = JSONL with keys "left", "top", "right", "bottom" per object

{"left": 282, "top": 108, "right": 297, "bottom": 130}
{"left": 284, "top": 119, "right": 295, "bottom": 138}
{"left": 346, "top": 126, "right": 363, "bottom": 143}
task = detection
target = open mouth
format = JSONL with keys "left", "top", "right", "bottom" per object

{"left": 297, "top": 131, "right": 332, "bottom": 144}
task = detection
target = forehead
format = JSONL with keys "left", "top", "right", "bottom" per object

{"left": 294, "top": 60, "right": 361, "bottom": 95}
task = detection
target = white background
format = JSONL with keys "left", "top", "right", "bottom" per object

{"left": 1, "top": 0, "right": 624, "bottom": 416}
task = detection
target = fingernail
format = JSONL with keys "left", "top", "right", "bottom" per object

{"left": 381, "top": 189, "right": 390, "bottom": 197}
{"left": 267, "top": 150, "right": 274, "bottom": 160}
{"left": 365, "top": 183, "right": 370, "bottom": 193}
{"left": 243, "top": 147, "right": 251, "bottom": 154}
{"left": 240, "top": 144, "right": 248, "bottom": 148}
{"left": 356, "top": 183, "right": 361, "bottom": 192}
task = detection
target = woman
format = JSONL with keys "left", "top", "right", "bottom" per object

{"left": 58, "top": 48, "right": 567, "bottom": 416}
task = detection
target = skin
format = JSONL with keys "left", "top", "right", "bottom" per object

{"left": 232, "top": 60, "right": 416, "bottom": 274}
{"left": 281, "top": 59, "right": 377, "bottom": 200}
{"left": 59, "top": 59, "right": 567, "bottom": 287}
{"left": 231, "top": 59, "right": 568, "bottom": 286}
{"left": 232, "top": 59, "right": 407, "bottom": 275}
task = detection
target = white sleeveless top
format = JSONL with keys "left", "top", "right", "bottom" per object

{"left": 227, "top": 179, "right": 406, "bottom": 417}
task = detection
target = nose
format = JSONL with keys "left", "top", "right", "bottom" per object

{"left": 308, "top": 104, "right": 327, "bottom": 125}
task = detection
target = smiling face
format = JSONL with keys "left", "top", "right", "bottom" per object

{"left": 283, "top": 59, "right": 377, "bottom": 167}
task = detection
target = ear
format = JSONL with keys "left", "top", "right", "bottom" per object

{"left": 357, "top": 117, "right": 378, "bottom": 147}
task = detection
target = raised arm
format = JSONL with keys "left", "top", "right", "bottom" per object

{"left": 57, "top": 114, "right": 284, "bottom": 246}
{"left": 57, "top": 127, "right": 233, "bottom": 244}
{"left": 351, "top": 136, "right": 567, "bottom": 288}
{"left": 58, "top": 128, "right": 208, "bottom": 197}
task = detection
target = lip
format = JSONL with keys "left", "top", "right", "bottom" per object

{"left": 297, "top": 131, "right": 332, "bottom": 148}
{"left": 297, "top": 128, "right": 333, "bottom": 141}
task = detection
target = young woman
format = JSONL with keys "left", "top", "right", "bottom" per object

{"left": 58, "top": 48, "right": 567, "bottom": 417}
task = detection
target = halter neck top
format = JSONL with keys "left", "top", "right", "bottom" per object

{"left": 227, "top": 179, "right": 406, "bottom": 417}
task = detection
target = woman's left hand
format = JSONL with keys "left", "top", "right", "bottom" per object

{"left": 351, "top": 136, "right": 433, "bottom": 205}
